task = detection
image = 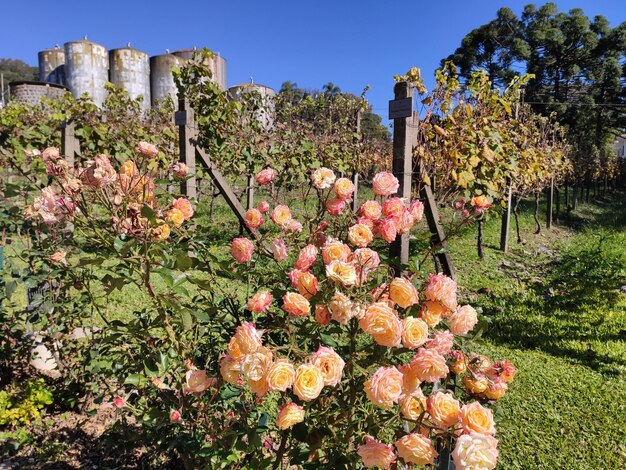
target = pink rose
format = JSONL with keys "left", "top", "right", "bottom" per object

{"left": 409, "top": 200, "right": 424, "bottom": 223}
{"left": 170, "top": 409, "right": 182, "bottom": 422}
{"left": 171, "top": 162, "right": 188, "bottom": 178}
{"left": 257, "top": 201, "right": 270, "bottom": 213}
{"left": 449, "top": 305, "right": 479, "bottom": 336}
{"left": 359, "top": 200, "right": 382, "bottom": 220}
{"left": 383, "top": 197, "right": 407, "bottom": 219}
{"left": 255, "top": 168, "right": 275, "bottom": 186}
{"left": 358, "top": 436, "right": 396, "bottom": 469}
{"left": 326, "top": 197, "right": 346, "bottom": 216}
{"left": 231, "top": 237, "right": 254, "bottom": 263}
{"left": 295, "top": 244, "right": 318, "bottom": 271}
{"left": 373, "top": 171, "right": 399, "bottom": 197}
{"left": 425, "top": 330, "right": 454, "bottom": 355}
{"left": 333, "top": 177, "right": 355, "bottom": 200}
{"left": 247, "top": 290, "right": 272, "bottom": 313}
{"left": 113, "top": 397, "right": 125, "bottom": 408}
{"left": 377, "top": 218, "right": 397, "bottom": 243}
{"left": 288, "top": 268, "right": 304, "bottom": 288}
{"left": 272, "top": 238, "right": 288, "bottom": 261}
{"left": 136, "top": 141, "right": 158, "bottom": 157}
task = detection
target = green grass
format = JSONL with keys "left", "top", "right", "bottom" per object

{"left": 443, "top": 193, "right": 626, "bottom": 469}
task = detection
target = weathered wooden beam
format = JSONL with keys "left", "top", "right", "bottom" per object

{"left": 176, "top": 98, "right": 197, "bottom": 200}
{"left": 60, "top": 121, "right": 80, "bottom": 166}
{"left": 421, "top": 183, "right": 457, "bottom": 281}
{"left": 195, "top": 147, "right": 261, "bottom": 240}
{"left": 500, "top": 179, "right": 512, "bottom": 252}
{"left": 351, "top": 172, "right": 359, "bottom": 212}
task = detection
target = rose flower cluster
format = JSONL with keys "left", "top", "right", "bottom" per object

{"left": 24, "top": 142, "right": 194, "bottom": 244}
{"left": 223, "top": 168, "right": 515, "bottom": 469}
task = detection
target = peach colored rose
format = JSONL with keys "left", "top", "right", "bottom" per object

{"left": 350, "top": 248, "right": 380, "bottom": 271}
{"left": 286, "top": 219, "right": 303, "bottom": 233}
{"left": 248, "top": 375, "right": 269, "bottom": 398}
{"left": 463, "top": 374, "right": 489, "bottom": 395}
{"left": 119, "top": 160, "right": 138, "bottom": 177}
{"left": 398, "top": 362, "right": 422, "bottom": 396}
{"left": 172, "top": 197, "right": 194, "bottom": 220}
{"left": 401, "top": 317, "right": 429, "bottom": 349}
{"left": 247, "top": 290, "right": 272, "bottom": 313}
{"left": 359, "top": 302, "right": 403, "bottom": 347}
{"left": 137, "top": 141, "right": 158, "bottom": 157}
{"left": 185, "top": 369, "right": 213, "bottom": 394}
{"left": 359, "top": 200, "right": 382, "bottom": 220}
{"left": 460, "top": 402, "right": 496, "bottom": 435}
{"left": 50, "top": 250, "right": 68, "bottom": 265}
{"left": 271, "top": 205, "right": 292, "bottom": 227}
{"left": 427, "top": 391, "right": 460, "bottom": 429}
{"left": 297, "top": 271, "right": 319, "bottom": 299}
{"left": 333, "top": 177, "right": 355, "bottom": 200}
{"left": 326, "top": 197, "right": 346, "bottom": 216}
{"left": 242, "top": 346, "right": 273, "bottom": 382}
{"left": 82, "top": 154, "right": 117, "bottom": 188}
{"left": 471, "top": 195, "right": 493, "bottom": 213}
{"left": 395, "top": 433, "right": 438, "bottom": 466}
{"left": 491, "top": 360, "right": 517, "bottom": 383}
{"left": 311, "top": 167, "right": 336, "bottom": 189}
{"left": 257, "top": 201, "right": 270, "bottom": 213}
{"left": 449, "top": 350, "right": 467, "bottom": 375}
{"left": 483, "top": 377, "right": 508, "bottom": 400}
{"left": 283, "top": 292, "right": 310, "bottom": 316}
{"left": 309, "top": 346, "right": 345, "bottom": 387}
{"left": 255, "top": 168, "right": 275, "bottom": 185}
{"left": 452, "top": 433, "right": 499, "bottom": 470}
{"left": 356, "top": 216, "right": 374, "bottom": 229}
{"left": 383, "top": 197, "right": 406, "bottom": 218}
{"left": 322, "top": 238, "right": 351, "bottom": 264}
{"left": 152, "top": 221, "right": 170, "bottom": 241}
{"left": 348, "top": 223, "right": 374, "bottom": 248}
{"left": 227, "top": 322, "right": 262, "bottom": 360}
{"left": 373, "top": 171, "right": 399, "bottom": 196}
{"left": 272, "top": 238, "right": 288, "bottom": 261}
{"left": 389, "top": 277, "right": 419, "bottom": 309}
{"left": 328, "top": 292, "right": 355, "bottom": 325}
{"left": 409, "top": 200, "right": 424, "bottom": 223}
{"left": 315, "top": 305, "right": 331, "bottom": 325}
{"left": 288, "top": 268, "right": 304, "bottom": 288}
{"left": 409, "top": 348, "right": 449, "bottom": 383}
{"left": 377, "top": 218, "right": 397, "bottom": 243}
{"left": 326, "top": 260, "right": 358, "bottom": 287}
{"left": 419, "top": 300, "right": 448, "bottom": 327}
{"left": 400, "top": 390, "right": 427, "bottom": 420}
{"left": 468, "top": 354, "right": 492, "bottom": 374}
{"left": 171, "top": 162, "right": 188, "bottom": 178}
{"left": 395, "top": 210, "right": 415, "bottom": 234}
{"left": 424, "top": 273, "right": 458, "bottom": 310}
{"left": 449, "top": 305, "right": 479, "bottom": 336}
{"left": 276, "top": 403, "right": 305, "bottom": 430}
{"left": 166, "top": 208, "right": 185, "bottom": 228}
{"left": 295, "top": 244, "right": 318, "bottom": 271}
{"left": 265, "top": 359, "right": 295, "bottom": 392}
{"left": 293, "top": 364, "right": 325, "bottom": 401}
{"left": 364, "top": 366, "right": 404, "bottom": 407}
{"left": 219, "top": 355, "right": 243, "bottom": 385}
{"left": 357, "top": 436, "right": 397, "bottom": 469}
{"left": 245, "top": 208, "right": 263, "bottom": 229}
{"left": 425, "top": 330, "right": 454, "bottom": 355}
{"left": 231, "top": 237, "right": 254, "bottom": 263}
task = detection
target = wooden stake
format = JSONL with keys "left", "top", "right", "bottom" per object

{"left": 60, "top": 121, "right": 80, "bottom": 166}
{"left": 176, "top": 98, "right": 197, "bottom": 200}
{"left": 500, "top": 179, "right": 512, "bottom": 252}
{"left": 546, "top": 177, "right": 553, "bottom": 229}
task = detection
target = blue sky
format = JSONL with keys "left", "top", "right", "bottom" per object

{"left": 1, "top": 1, "right": 624, "bottom": 122}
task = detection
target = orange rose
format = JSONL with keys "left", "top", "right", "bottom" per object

{"left": 283, "top": 292, "right": 310, "bottom": 316}
{"left": 152, "top": 220, "right": 170, "bottom": 241}
{"left": 401, "top": 317, "right": 429, "bottom": 349}
{"left": 350, "top": 248, "right": 380, "bottom": 271}
{"left": 265, "top": 359, "right": 295, "bottom": 392}
{"left": 297, "top": 271, "right": 319, "bottom": 299}
{"left": 358, "top": 200, "right": 382, "bottom": 220}
{"left": 400, "top": 390, "right": 427, "bottom": 421}
{"left": 359, "top": 302, "right": 403, "bottom": 347}
{"left": 463, "top": 374, "right": 489, "bottom": 395}
{"left": 389, "top": 277, "right": 419, "bottom": 309}
{"left": 231, "top": 237, "right": 254, "bottom": 263}
{"left": 271, "top": 205, "right": 292, "bottom": 227}
{"left": 247, "top": 290, "right": 272, "bottom": 313}
{"left": 364, "top": 366, "right": 404, "bottom": 407}
{"left": 245, "top": 208, "right": 263, "bottom": 229}
{"left": 333, "top": 177, "right": 355, "bottom": 200}
{"left": 172, "top": 197, "right": 194, "bottom": 220}
{"left": 395, "top": 433, "right": 438, "bottom": 466}
{"left": 424, "top": 273, "right": 458, "bottom": 310}
{"left": 276, "top": 403, "right": 304, "bottom": 430}
{"left": 348, "top": 223, "right": 374, "bottom": 248}
{"left": 219, "top": 355, "right": 243, "bottom": 385}
{"left": 427, "top": 391, "right": 460, "bottom": 429}
{"left": 309, "top": 346, "right": 345, "bottom": 387}
{"left": 295, "top": 244, "right": 318, "bottom": 271}
{"left": 419, "top": 300, "right": 448, "bottom": 327}
{"left": 227, "top": 322, "right": 262, "bottom": 360}
{"left": 322, "top": 238, "right": 351, "bottom": 264}
{"left": 255, "top": 168, "right": 276, "bottom": 186}
{"left": 293, "top": 364, "right": 325, "bottom": 401}
{"left": 166, "top": 208, "right": 185, "bottom": 228}
{"left": 460, "top": 401, "right": 496, "bottom": 435}
{"left": 483, "top": 378, "right": 508, "bottom": 400}
{"left": 357, "top": 436, "right": 396, "bottom": 469}
{"left": 136, "top": 141, "right": 158, "bottom": 157}
{"left": 315, "top": 304, "right": 331, "bottom": 325}
{"left": 119, "top": 160, "right": 138, "bottom": 177}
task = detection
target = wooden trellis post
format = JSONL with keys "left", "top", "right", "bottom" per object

{"left": 389, "top": 82, "right": 456, "bottom": 280}
{"left": 546, "top": 177, "right": 554, "bottom": 229}
{"left": 60, "top": 121, "right": 80, "bottom": 165}
{"left": 500, "top": 179, "right": 513, "bottom": 252}
{"left": 176, "top": 98, "right": 261, "bottom": 240}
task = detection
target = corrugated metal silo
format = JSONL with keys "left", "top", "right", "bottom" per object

{"left": 38, "top": 46, "right": 66, "bottom": 85}
{"left": 174, "top": 49, "right": 227, "bottom": 90}
{"left": 64, "top": 39, "right": 109, "bottom": 106}
{"left": 149, "top": 53, "right": 185, "bottom": 106}
{"left": 229, "top": 83, "right": 277, "bottom": 130}
{"left": 109, "top": 46, "right": 151, "bottom": 110}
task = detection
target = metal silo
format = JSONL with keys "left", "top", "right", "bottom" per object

{"left": 174, "top": 49, "right": 227, "bottom": 91}
{"left": 149, "top": 53, "right": 185, "bottom": 106}
{"left": 64, "top": 38, "right": 109, "bottom": 106}
{"left": 38, "top": 46, "right": 66, "bottom": 85}
{"left": 109, "top": 46, "right": 150, "bottom": 110}
{"left": 229, "top": 83, "right": 276, "bottom": 130}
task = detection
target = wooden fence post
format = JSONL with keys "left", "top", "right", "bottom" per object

{"left": 546, "top": 177, "right": 553, "bottom": 229}
{"left": 60, "top": 121, "right": 80, "bottom": 165}
{"left": 389, "top": 82, "right": 414, "bottom": 266}
{"left": 246, "top": 175, "right": 255, "bottom": 210}
{"left": 175, "top": 98, "right": 197, "bottom": 200}
{"left": 351, "top": 172, "right": 359, "bottom": 212}
{"left": 500, "top": 179, "right": 512, "bottom": 252}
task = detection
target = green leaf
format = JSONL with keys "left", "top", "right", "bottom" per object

{"left": 319, "top": 333, "right": 338, "bottom": 348}
{"left": 141, "top": 205, "right": 157, "bottom": 224}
